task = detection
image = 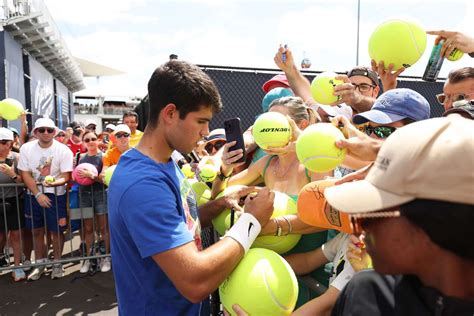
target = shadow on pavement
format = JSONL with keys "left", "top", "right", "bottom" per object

{"left": 0, "top": 261, "right": 118, "bottom": 315}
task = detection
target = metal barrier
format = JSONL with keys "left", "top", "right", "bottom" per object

{"left": 0, "top": 182, "right": 110, "bottom": 274}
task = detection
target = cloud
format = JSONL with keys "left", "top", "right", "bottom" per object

{"left": 43, "top": 0, "right": 153, "bottom": 25}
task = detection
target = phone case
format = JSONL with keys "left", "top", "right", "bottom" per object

{"left": 224, "top": 118, "right": 247, "bottom": 164}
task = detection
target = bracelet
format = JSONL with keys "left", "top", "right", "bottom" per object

{"left": 282, "top": 216, "right": 292, "bottom": 235}
{"left": 34, "top": 192, "right": 42, "bottom": 199}
{"left": 224, "top": 213, "right": 261, "bottom": 254}
{"left": 274, "top": 218, "right": 282, "bottom": 237}
{"left": 11, "top": 174, "right": 18, "bottom": 180}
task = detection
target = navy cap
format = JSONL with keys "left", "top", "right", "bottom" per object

{"left": 353, "top": 88, "right": 430, "bottom": 125}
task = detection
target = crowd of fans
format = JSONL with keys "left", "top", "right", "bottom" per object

{"left": 0, "top": 110, "right": 143, "bottom": 281}
{"left": 0, "top": 29, "right": 473, "bottom": 315}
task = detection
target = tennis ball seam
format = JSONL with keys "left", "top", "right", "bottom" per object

{"left": 406, "top": 21, "right": 422, "bottom": 63}
{"left": 260, "top": 250, "right": 292, "bottom": 312}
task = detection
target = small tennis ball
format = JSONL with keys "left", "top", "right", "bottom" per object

{"left": 219, "top": 248, "right": 298, "bottom": 316}
{"left": 252, "top": 112, "right": 291, "bottom": 149}
{"left": 0, "top": 98, "right": 24, "bottom": 121}
{"left": 191, "top": 182, "right": 211, "bottom": 206}
{"left": 368, "top": 19, "right": 427, "bottom": 70}
{"left": 212, "top": 185, "right": 246, "bottom": 235}
{"left": 251, "top": 191, "right": 301, "bottom": 254}
{"left": 447, "top": 48, "right": 464, "bottom": 61}
{"left": 103, "top": 165, "right": 116, "bottom": 186}
{"left": 296, "top": 123, "right": 346, "bottom": 172}
{"left": 181, "top": 163, "right": 195, "bottom": 178}
{"left": 199, "top": 164, "right": 217, "bottom": 182}
{"left": 44, "top": 175, "right": 55, "bottom": 183}
{"left": 310, "top": 71, "right": 343, "bottom": 105}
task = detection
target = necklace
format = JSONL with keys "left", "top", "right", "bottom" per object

{"left": 272, "top": 158, "right": 298, "bottom": 178}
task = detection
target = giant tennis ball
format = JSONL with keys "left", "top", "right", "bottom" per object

{"left": 251, "top": 191, "right": 301, "bottom": 254}
{"left": 199, "top": 164, "right": 217, "bottom": 182}
{"left": 310, "top": 72, "right": 343, "bottom": 105}
{"left": 219, "top": 248, "right": 298, "bottom": 316}
{"left": 296, "top": 123, "right": 346, "bottom": 172}
{"left": 0, "top": 98, "right": 24, "bottom": 121}
{"left": 191, "top": 181, "right": 211, "bottom": 206}
{"left": 212, "top": 185, "right": 246, "bottom": 235}
{"left": 447, "top": 48, "right": 464, "bottom": 61}
{"left": 73, "top": 163, "right": 98, "bottom": 186}
{"left": 252, "top": 112, "right": 291, "bottom": 149}
{"left": 368, "top": 19, "right": 427, "bottom": 70}
{"left": 103, "top": 165, "right": 116, "bottom": 186}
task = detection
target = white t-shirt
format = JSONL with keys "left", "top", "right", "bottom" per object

{"left": 18, "top": 140, "right": 73, "bottom": 195}
{"left": 321, "top": 232, "right": 355, "bottom": 291}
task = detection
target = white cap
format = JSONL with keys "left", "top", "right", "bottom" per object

{"left": 0, "top": 127, "right": 14, "bottom": 140}
{"left": 105, "top": 124, "right": 116, "bottom": 131}
{"left": 33, "top": 118, "right": 56, "bottom": 132}
{"left": 85, "top": 119, "right": 97, "bottom": 127}
{"left": 313, "top": 103, "right": 353, "bottom": 120}
{"left": 113, "top": 124, "right": 131, "bottom": 135}
{"left": 325, "top": 116, "right": 474, "bottom": 214}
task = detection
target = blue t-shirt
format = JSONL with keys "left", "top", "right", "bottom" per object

{"left": 108, "top": 148, "right": 202, "bottom": 315}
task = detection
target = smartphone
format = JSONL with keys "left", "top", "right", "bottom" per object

{"left": 224, "top": 118, "right": 247, "bottom": 164}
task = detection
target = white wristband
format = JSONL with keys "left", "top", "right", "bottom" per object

{"left": 224, "top": 213, "right": 261, "bottom": 254}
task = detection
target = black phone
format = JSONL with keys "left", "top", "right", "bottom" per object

{"left": 224, "top": 117, "right": 247, "bottom": 164}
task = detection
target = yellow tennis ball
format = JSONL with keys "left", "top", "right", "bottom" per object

{"left": 199, "top": 164, "right": 217, "bottom": 182}
{"left": 368, "top": 19, "right": 427, "bottom": 70}
{"left": 212, "top": 185, "right": 246, "bottom": 235}
{"left": 447, "top": 48, "right": 464, "bottom": 61}
{"left": 191, "top": 181, "right": 211, "bottom": 206}
{"left": 219, "top": 248, "right": 298, "bottom": 316}
{"left": 296, "top": 123, "right": 346, "bottom": 172}
{"left": 104, "top": 165, "right": 116, "bottom": 186}
{"left": 44, "top": 175, "right": 55, "bottom": 183}
{"left": 252, "top": 112, "right": 291, "bottom": 149}
{"left": 251, "top": 191, "right": 301, "bottom": 254}
{"left": 181, "top": 163, "right": 195, "bottom": 178}
{"left": 0, "top": 98, "right": 24, "bottom": 121}
{"left": 310, "top": 71, "right": 343, "bottom": 105}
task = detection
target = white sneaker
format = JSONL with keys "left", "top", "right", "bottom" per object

{"left": 51, "top": 263, "right": 64, "bottom": 280}
{"left": 27, "top": 265, "right": 45, "bottom": 281}
{"left": 80, "top": 260, "right": 91, "bottom": 273}
{"left": 100, "top": 257, "right": 111, "bottom": 273}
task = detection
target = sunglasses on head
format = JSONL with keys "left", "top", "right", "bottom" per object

{"left": 350, "top": 209, "right": 401, "bottom": 236}
{"left": 115, "top": 133, "right": 130, "bottom": 139}
{"left": 436, "top": 92, "right": 474, "bottom": 105}
{"left": 205, "top": 140, "right": 226, "bottom": 153}
{"left": 84, "top": 137, "right": 98, "bottom": 143}
{"left": 364, "top": 125, "right": 397, "bottom": 138}
{"left": 0, "top": 140, "right": 11, "bottom": 145}
{"left": 37, "top": 127, "right": 55, "bottom": 134}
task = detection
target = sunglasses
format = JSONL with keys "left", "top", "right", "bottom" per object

{"left": 350, "top": 209, "right": 401, "bottom": 236}
{"left": 205, "top": 140, "right": 226, "bottom": 153}
{"left": 436, "top": 92, "right": 474, "bottom": 105}
{"left": 84, "top": 137, "right": 98, "bottom": 143}
{"left": 364, "top": 125, "right": 397, "bottom": 138}
{"left": 352, "top": 83, "right": 376, "bottom": 93}
{"left": 37, "top": 127, "right": 55, "bottom": 134}
{"left": 55, "top": 134, "right": 65, "bottom": 138}
{"left": 115, "top": 133, "right": 130, "bottom": 139}
{"left": 0, "top": 140, "right": 11, "bottom": 145}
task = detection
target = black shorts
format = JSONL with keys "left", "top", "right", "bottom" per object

{"left": 0, "top": 196, "right": 25, "bottom": 231}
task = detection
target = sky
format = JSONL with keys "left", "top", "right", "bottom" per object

{"left": 43, "top": 0, "right": 473, "bottom": 98}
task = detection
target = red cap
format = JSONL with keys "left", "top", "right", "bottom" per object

{"left": 262, "top": 74, "right": 290, "bottom": 93}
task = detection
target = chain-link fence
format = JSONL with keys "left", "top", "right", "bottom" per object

{"left": 135, "top": 65, "right": 446, "bottom": 131}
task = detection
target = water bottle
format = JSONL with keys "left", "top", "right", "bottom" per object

{"left": 422, "top": 40, "right": 445, "bottom": 82}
